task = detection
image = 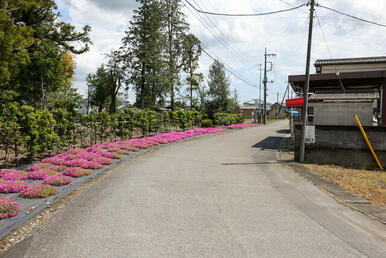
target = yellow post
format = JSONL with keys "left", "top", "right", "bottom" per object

{"left": 354, "top": 114, "right": 384, "bottom": 170}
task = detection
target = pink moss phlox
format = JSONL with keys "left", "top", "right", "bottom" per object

{"left": 0, "top": 180, "right": 29, "bottom": 193}
{"left": 1, "top": 170, "right": 28, "bottom": 181}
{"left": 28, "top": 169, "right": 60, "bottom": 180}
{"left": 20, "top": 184, "right": 59, "bottom": 199}
{"left": 43, "top": 175, "right": 73, "bottom": 186}
{"left": 0, "top": 197, "right": 21, "bottom": 219}
{"left": 222, "top": 123, "right": 260, "bottom": 129}
{"left": 63, "top": 167, "right": 91, "bottom": 177}
{"left": 28, "top": 163, "right": 66, "bottom": 172}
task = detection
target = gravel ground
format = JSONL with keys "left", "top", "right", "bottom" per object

{"left": 3, "top": 120, "right": 386, "bottom": 257}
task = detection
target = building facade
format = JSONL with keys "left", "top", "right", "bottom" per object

{"left": 288, "top": 56, "right": 386, "bottom": 168}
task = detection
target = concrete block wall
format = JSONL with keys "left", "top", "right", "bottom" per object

{"left": 294, "top": 125, "right": 386, "bottom": 169}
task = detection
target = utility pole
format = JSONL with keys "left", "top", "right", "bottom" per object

{"left": 259, "top": 64, "right": 262, "bottom": 123}
{"left": 263, "top": 49, "right": 267, "bottom": 124}
{"left": 263, "top": 48, "right": 276, "bottom": 125}
{"left": 253, "top": 64, "right": 263, "bottom": 123}
{"left": 299, "top": 0, "right": 316, "bottom": 163}
{"left": 276, "top": 92, "right": 279, "bottom": 119}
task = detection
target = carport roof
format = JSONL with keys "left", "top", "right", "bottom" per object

{"left": 288, "top": 70, "right": 386, "bottom": 93}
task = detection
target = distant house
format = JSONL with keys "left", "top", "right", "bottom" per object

{"left": 239, "top": 99, "right": 271, "bottom": 119}
{"left": 267, "top": 103, "right": 286, "bottom": 119}
{"left": 78, "top": 99, "right": 90, "bottom": 114}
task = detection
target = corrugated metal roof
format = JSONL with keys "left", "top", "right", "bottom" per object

{"left": 309, "top": 92, "right": 379, "bottom": 100}
{"left": 314, "top": 56, "right": 386, "bottom": 66}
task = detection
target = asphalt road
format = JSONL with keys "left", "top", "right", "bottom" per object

{"left": 4, "top": 121, "right": 386, "bottom": 257}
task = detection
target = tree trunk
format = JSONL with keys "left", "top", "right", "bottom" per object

{"left": 190, "top": 64, "right": 193, "bottom": 110}
{"left": 140, "top": 64, "right": 145, "bottom": 109}
{"left": 40, "top": 70, "right": 46, "bottom": 110}
{"left": 167, "top": 1, "right": 175, "bottom": 111}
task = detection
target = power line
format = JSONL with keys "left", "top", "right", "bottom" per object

{"left": 201, "top": 47, "right": 259, "bottom": 88}
{"left": 184, "top": 0, "right": 307, "bottom": 17}
{"left": 318, "top": 4, "right": 386, "bottom": 28}
{"left": 190, "top": 0, "right": 253, "bottom": 64}
{"left": 183, "top": 1, "right": 252, "bottom": 65}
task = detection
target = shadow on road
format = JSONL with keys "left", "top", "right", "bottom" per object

{"left": 276, "top": 129, "right": 290, "bottom": 134}
{"left": 252, "top": 136, "right": 286, "bottom": 150}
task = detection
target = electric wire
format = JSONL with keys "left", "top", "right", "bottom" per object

{"left": 184, "top": 0, "right": 307, "bottom": 17}
{"left": 183, "top": 1, "right": 252, "bottom": 65}
{"left": 315, "top": 11, "right": 346, "bottom": 91}
{"left": 190, "top": 0, "right": 253, "bottom": 64}
{"left": 201, "top": 47, "right": 259, "bottom": 88}
{"left": 318, "top": 4, "right": 386, "bottom": 28}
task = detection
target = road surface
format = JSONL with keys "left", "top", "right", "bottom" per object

{"left": 4, "top": 120, "right": 386, "bottom": 257}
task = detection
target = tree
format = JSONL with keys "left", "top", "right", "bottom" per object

{"left": 229, "top": 89, "right": 240, "bottom": 114}
{"left": 87, "top": 51, "right": 125, "bottom": 114}
{"left": 105, "top": 50, "right": 126, "bottom": 114}
{"left": 87, "top": 65, "right": 110, "bottom": 112}
{"left": 182, "top": 33, "right": 201, "bottom": 110}
{"left": 206, "top": 59, "right": 231, "bottom": 115}
{"left": 121, "top": 0, "right": 166, "bottom": 109}
{"left": 163, "top": 0, "right": 189, "bottom": 110}
{"left": 46, "top": 51, "right": 81, "bottom": 115}
{"left": 1, "top": 0, "right": 91, "bottom": 107}
{"left": 0, "top": 1, "right": 34, "bottom": 105}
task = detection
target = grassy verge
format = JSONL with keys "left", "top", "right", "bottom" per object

{"left": 304, "top": 164, "right": 386, "bottom": 207}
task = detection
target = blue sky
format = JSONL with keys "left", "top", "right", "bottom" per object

{"left": 56, "top": 0, "right": 386, "bottom": 104}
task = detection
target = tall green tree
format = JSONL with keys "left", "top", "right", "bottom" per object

{"left": 1, "top": 0, "right": 91, "bottom": 108}
{"left": 0, "top": 1, "right": 34, "bottom": 106}
{"left": 105, "top": 50, "right": 125, "bottom": 114}
{"left": 182, "top": 33, "right": 201, "bottom": 110}
{"left": 87, "top": 51, "right": 125, "bottom": 114}
{"left": 121, "top": 0, "right": 166, "bottom": 109}
{"left": 87, "top": 65, "right": 110, "bottom": 112}
{"left": 163, "top": 0, "right": 189, "bottom": 110}
{"left": 206, "top": 59, "right": 231, "bottom": 115}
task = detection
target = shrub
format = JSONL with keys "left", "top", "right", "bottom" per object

{"left": 0, "top": 197, "right": 21, "bottom": 219}
{"left": 20, "top": 184, "right": 59, "bottom": 199}
{"left": 213, "top": 113, "right": 244, "bottom": 126}
{"left": 201, "top": 119, "right": 214, "bottom": 128}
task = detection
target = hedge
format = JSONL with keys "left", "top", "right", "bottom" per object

{"left": 0, "top": 106, "right": 203, "bottom": 161}
{"left": 213, "top": 113, "right": 244, "bottom": 126}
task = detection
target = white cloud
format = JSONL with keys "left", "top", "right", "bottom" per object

{"left": 57, "top": 0, "right": 386, "bottom": 104}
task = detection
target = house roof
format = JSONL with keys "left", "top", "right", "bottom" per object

{"left": 288, "top": 70, "right": 386, "bottom": 93}
{"left": 314, "top": 56, "right": 386, "bottom": 67}
{"left": 242, "top": 99, "right": 264, "bottom": 105}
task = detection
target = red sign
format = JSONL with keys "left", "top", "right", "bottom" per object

{"left": 286, "top": 98, "right": 304, "bottom": 108}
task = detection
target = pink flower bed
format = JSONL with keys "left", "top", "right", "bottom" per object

{"left": 0, "top": 197, "right": 21, "bottom": 219}
{"left": 63, "top": 167, "right": 91, "bottom": 178}
{"left": 0, "top": 170, "right": 28, "bottom": 181}
{"left": 20, "top": 184, "right": 59, "bottom": 199}
{"left": 0, "top": 180, "right": 29, "bottom": 193}
{"left": 222, "top": 123, "right": 260, "bottom": 129}
{"left": 28, "top": 163, "right": 66, "bottom": 172}
{"left": 28, "top": 169, "right": 60, "bottom": 180}
{"left": 43, "top": 175, "right": 73, "bottom": 186}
